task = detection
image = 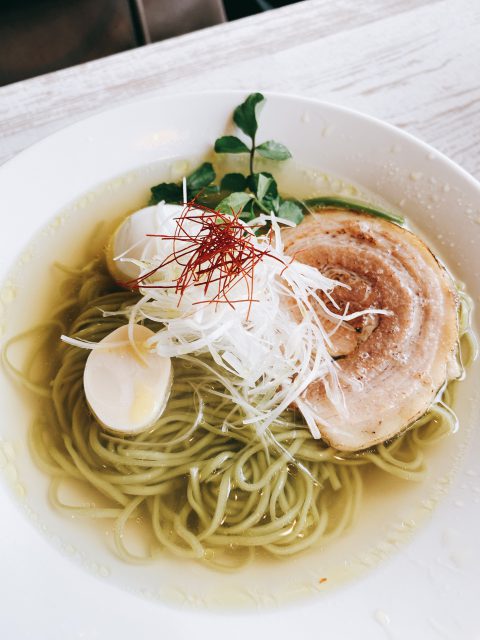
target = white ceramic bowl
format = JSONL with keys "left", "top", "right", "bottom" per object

{"left": 1, "top": 92, "right": 479, "bottom": 639}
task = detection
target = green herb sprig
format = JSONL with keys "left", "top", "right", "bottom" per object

{"left": 213, "top": 93, "right": 302, "bottom": 224}
{"left": 149, "top": 92, "right": 403, "bottom": 229}
{"left": 214, "top": 93, "right": 291, "bottom": 174}
{"left": 150, "top": 93, "right": 300, "bottom": 226}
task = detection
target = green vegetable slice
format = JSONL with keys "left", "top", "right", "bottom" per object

{"left": 305, "top": 196, "right": 404, "bottom": 225}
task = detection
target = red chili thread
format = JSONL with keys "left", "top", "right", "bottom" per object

{"left": 125, "top": 200, "right": 286, "bottom": 317}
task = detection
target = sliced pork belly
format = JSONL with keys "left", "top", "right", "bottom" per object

{"left": 282, "top": 210, "right": 459, "bottom": 451}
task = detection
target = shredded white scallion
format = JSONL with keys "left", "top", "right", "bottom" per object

{"left": 63, "top": 200, "right": 392, "bottom": 439}
{"left": 103, "top": 202, "right": 391, "bottom": 439}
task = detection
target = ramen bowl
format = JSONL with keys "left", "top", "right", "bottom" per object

{"left": 0, "top": 91, "right": 479, "bottom": 639}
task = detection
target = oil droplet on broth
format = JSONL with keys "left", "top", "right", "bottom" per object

{"left": 15, "top": 483, "right": 26, "bottom": 499}
{"left": 1, "top": 286, "right": 16, "bottom": 304}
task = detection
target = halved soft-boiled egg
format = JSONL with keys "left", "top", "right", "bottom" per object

{"left": 106, "top": 203, "right": 183, "bottom": 282}
{"left": 83, "top": 324, "right": 172, "bottom": 435}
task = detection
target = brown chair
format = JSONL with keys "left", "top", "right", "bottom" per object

{"left": 0, "top": 0, "right": 226, "bottom": 86}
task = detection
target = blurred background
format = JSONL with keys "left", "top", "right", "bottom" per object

{"left": 0, "top": 0, "right": 302, "bottom": 86}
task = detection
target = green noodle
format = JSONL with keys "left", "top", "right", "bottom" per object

{"left": 2, "top": 258, "right": 474, "bottom": 570}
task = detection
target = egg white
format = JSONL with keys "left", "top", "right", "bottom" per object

{"left": 83, "top": 324, "right": 172, "bottom": 434}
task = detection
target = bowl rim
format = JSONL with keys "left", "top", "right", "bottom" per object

{"left": 2, "top": 88, "right": 479, "bottom": 191}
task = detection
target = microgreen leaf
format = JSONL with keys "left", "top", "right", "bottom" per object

{"left": 216, "top": 192, "right": 253, "bottom": 215}
{"left": 186, "top": 162, "right": 216, "bottom": 191}
{"left": 233, "top": 93, "right": 264, "bottom": 140}
{"left": 248, "top": 172, "right": 279, "bottom": 213}
{"left": 256, "top": 140, "right": 292, "bottom": 161}
{"left": 239, "top": 199, "right": 256, "bottom": 222}
{"left": 278, "top": 200, "right": 304, "bottom": 224}
{"left": 201, "top": 184, "right": 220, "bottom": 194}
{"left": 252, "top": 173, "right": 272, "bottom": 201}
{"left": 220, "top": 173, "right": 248, "bottom": 192}
{"left": 150, "top": 182, "right": 183, "bottom": 205}
{"left": 150, "top": 163, "right": 216, "bottom": 205}
{"left": 214, "top": 136, "right": 250, "bottom": 154}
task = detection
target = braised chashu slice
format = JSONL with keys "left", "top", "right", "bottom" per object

{"left": 282, "top": 210, "right": 459, "bottom": 451}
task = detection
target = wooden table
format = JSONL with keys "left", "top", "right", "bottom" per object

{"left": 1, "top": 0, "right": 479, "bottom": 180}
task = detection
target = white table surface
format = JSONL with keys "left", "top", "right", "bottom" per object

{"left": 1, "top": 0, "right": 479, "bottom": 179}
{"left": 1, "top": 1, "right": 480, "bottom": 639}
